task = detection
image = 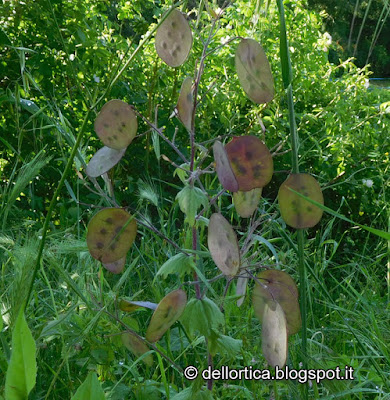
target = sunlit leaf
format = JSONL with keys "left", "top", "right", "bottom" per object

{"left": 233, "top": 188, "right": 262, "bottom": 218}
{"left": 235, "top": 38, "right": 275, "bottom": 104}
{"left": 85, "top": 146, "right": 126, "bottom": 178}
{"left": 145, "top": 289, "right": 187, "bottom": 342}
{"left": 86, "top": 208, "right": 137, "bottom": 264}
{"left": 176, "top": 77, "right": 193, "bottom": 130}
{"left": 278, "top": 173, "right": 323, "bottom": 229}
{"left": 155, "top": 9, "right": 192, "bottom": 67}
{"left": 207, "top": 213, "right": 240, "bottom": 276}
{"left": 94, "top": 99, "right": 137, "bottom": 150}
{"left": 225, "top": 136, "right": 273, "bottom": 191}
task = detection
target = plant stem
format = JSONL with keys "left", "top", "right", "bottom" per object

{"left": 24, "top": 109, "right": 92, "bottom": 310}
{"left": 276, "top": 1, "right": 308, "bottom": 397}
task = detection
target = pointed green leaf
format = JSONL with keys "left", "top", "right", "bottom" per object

{"left": 180, "top": 297, "right": 224, "bottom": 338}
{"left": 146, "top": 289, "right": 187, "bottom": 342}
{"left": 5, "top": 309, "right": 37, "bottom": 400}
{"left": 176, "top": 185, "right": 208, "bottom": 226}
{"left": 157, "top": 253, "right": 195, "bottom": 279}
{"left": 71, "top": 372, "right": 105, "bottom": 400}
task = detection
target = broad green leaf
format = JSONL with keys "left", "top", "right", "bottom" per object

{"left": 156, "top": 253, "right": 195, "bottom": 279}
{"left": 119, "top": 300, "right": 158, "bottom": 313}
{"left": 180, "top": 297, "right": 224, "bottom": 338}
{"left": 94, "top": 100, "right": 137, "bottom": 150}
{"left": 253, "top": 269, "right": 301, "bottom": 335}
{"left": 235, "top": 38, "right": 275, "bottom": 104}
{"left": 5, "top": 309, "right": 37, "bottom": 400}
{"left": 121, "top": 332, "right": 153, "bottom": 367}
{"left": 262, "top": 300, "right": 288, "bottom": 368}
{"left": 278, "top": 173, "right": 323, "bottom": 229}
{"left": 86, "top": 208, "right": 137, "bottom": 264}
{"left": 173, "top": 163, "right": 190, "bottom": 184}
{"left": 233, "top": 188, "right": 262, "bottom": 218}
{"left": 225, "top": 136, "right": 273, "bottom": 191}
{"left": 208, "top": 213, "right": 240, "bottom": 276}
{"left": 213, "top": 140, "right": 239, "bottom": 192}
{"left": 171, "top": 387, "right": 214, "bottom": 400}
{"left": 155, "top": 9, "right": 193, "bottom": 67}
{"left": 146, "top": 289, "right": 187, "bottom": 342}
{"left": 176, "top": 77, "right": 193, "bottom": 131}
{"left": 71, "top": 372, "right": 105, "bottom": 400}
{"left": 208, "top": 330, "right": 242, "bottom": 358}
{"left": 85, "top": 146, "right": 126, "bottom": 178}
{"left": 176, "top": 185, "right": 208, "bottom": 226}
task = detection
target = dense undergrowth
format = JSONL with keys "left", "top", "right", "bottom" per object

{"left": 0, "top": 0, "right": 389, "bottom": 399}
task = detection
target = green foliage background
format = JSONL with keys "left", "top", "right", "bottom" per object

{"left": 0, "top": 0, "right": 389, "bottom": 398}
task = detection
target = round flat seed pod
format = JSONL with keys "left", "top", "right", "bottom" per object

{"left": 208, "top": 213, "right": 240, "bottom": 277}
{"left": 236, "top": 275, "right": 248, "bottom": 307}
{"left": 121, "top": 332, "right": 153, "bottom": 367}
{"left": 119, "top": 300, "right": 158, "bottom": 313}
{"left": 176, "top": 77, "right": 193, "bottom": 131}
{"left": 103, "top": 256, "right": 126, "bottom": 274}
{"left": 253, "top": 269, "right": 301, "bottom": 335}
{"left": 233, "top": 188, "right": 262, "bottom": 218}
{"left": 225, "top": 136, "right": 273, "bottom": 191}
{"left": 86, "top": 208, "right": 137, "bottom": 264}
{"left": 278, "top": 173, "right": 324, "bottom": 229}
{"left": 235, "top": 38, "right": 275, "bottom": 104}
{"left": 155, "top": 9, "right": 192, "bottom": 67}
{"left": 94, "top": 100, "right": 137, "bottom": 150}
{"left": 86, "top": 146, "right": 126, "bottom": 178}
{"left": 213, "top": 140, "right": 239, "bottom": 192}
{"left": 262, "top": 300, "right": 288, "bottom": 368}
{"left": 145, "top": 289, "right": 187, "bottom": 342}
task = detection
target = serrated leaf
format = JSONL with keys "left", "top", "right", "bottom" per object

{"left": 176, "top": 185, "right": 208, "bottom": 226}
{"left": 94, "top": 100, "right": 137, "bottom": 150}
{"left": 278, "top": 173, "right": 323, "bottom": 229}
{"left": 71, "top": 372, "right": 105, "bottom": 400}
{"left": 119, "top": 300, "right": 158, "bottom": 313}
{"left": 157, "top": 253, "right": 195, "bottom": 279}
{"left": 155, "top": 9, "right": 193, "bottom": 67}
{"left": 5, "top": 309, "right": 37, "bottom": 400}
{"left": 180, "top": 297, "right": 224, "bottom": 338}
{"left": 146, "top": 289, "right": 187, "bottom": 342}
{"left": 262, "top": 300, "right": 288, "bottom": 368}
{"left": 213, "top": 140, "right": 239, "bottom": 192}
{"left": 233, "top": 188, "right": 262, "bottom": 218}
{"left": 235, "top": 38, "right": 275, "bottom": 104}
{"left": 207, "top": 213, "right": 240, "bottom": 276}
{"left": 121, "top": 332, "right": 153, "bottom": 367}
{"left": 176, "top": 77, "right": 193, "bottom": 130}
{"left": 85, "top": 146, "right": 126, "bottom": 178}
{"left": 253, "top": 269, "right": 301, "bottom": 335}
